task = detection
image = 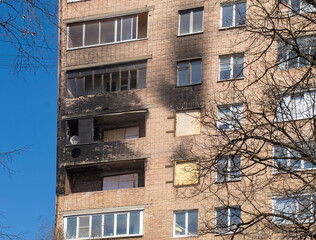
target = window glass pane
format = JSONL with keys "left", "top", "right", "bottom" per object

{"left": 67, "top": 79, "right": 76, "bottom": 98}
{"left": 220, "top": 57, "right": 231, "bottom": 80}
{"left": 129, "top": 212, "right": 140, "bottom": 235}
{"left": 66, "top": 217, "right": 77, "bottom": 239}
{"left": 274, "top": 146, "right": 288, "bottom": 170}
{"left": 216, "top": 208, "right": 228, "bottom": 231}
{"left": 104, "top": 214, "right": 114, "bottom": 236}
{"left": 125, "top": 126, "right": 140, "bottom": 139}
{"left": 117, "top": 18, "right": 121, "bottom": 41}
{"left": 85, "top": 75, "right": 93, "bottom": 95}
{"left": 178, "top": 65, "right": 189, "bottom": 86}
{"left": 101, "top": 19, "right": 115, "bottom": 43}
{"left": 68, "top": 23, "right": 83, "bottom": 48}
{"left": 188, "top": 211, "right": 198, "bottom": 235}
{"left": 175, "top": 212, "right": 186, "bottom": 236}
{"left": 112, "top": 72, "right": 119, "bottom": 92}
{"left": 288, "top": 51, "right": 298, "bottom": 69}
{"left": 233, "top": 56, "right": 244, "bottom": 78}
{"left": 231, "top": 156, "right": 241, "bottom": 178}
{"left": 91, "top": 215, "right": 102, "bottom": 238}
{"left": 121, "top": 71, "right": 128, "bottom": 91}
{"left": 117, "top": 214, "right": 127, "bottom": 235}
{"left": 130, "top": 70, "right": 137, "bottom": 89}
{"left": 218, "top": 107, "right": 232, "bottom": 130}
{"left": 191, "top": 60, "right": 202, "bottom": 84}
{"left": 104, "top": 73, "right": 110, "bottom": 92}
{"left": 298, "top": 196, "right": 312, "bottom": 221}
{"left": 179, "top": 11, "right": 190, "bottom": 34}
{"left": 275, "top": 198, "right": 296, "bottom": 223}
{"left": 193, "top": 9, "right": 203, "bottom": 32}
{"left": 230, "top": 207, "right": 241, "bottom": 226}
{"left": 138, "top": 12, "right": 148, "bottom": 39}
{"left": 103, "top": 175, "right": 119, "bottom": 190}
{"left": 291, "top": 0, "right": 301, "bottom": 12}
{"left": 76, "top": 78, "right": 84, "bottom": 97}
{"left": 84, "top": 21, "right": 99, "bottom": 46}
{"left": 217, "top": 158, "right": 227, "bottom": 181}
{"left": 132, "top": 15, "right": 137, "bottom": 39}
{"left": 138, "top": 68, "right": 146, "bottom": 89}
{"left": 94, "top": 74, "right": 103, "bottom": 94}
{"left": 235, "top": 2, "right": 246, "bottom": 26}
{"left": 122, "top": 16, "right": 132, "bottom": 41}
{"left": 221, "top": 5, "right": 233, "bottom": 27}
{"left": 78, "top": 216, "right": 90, "bottom": 238}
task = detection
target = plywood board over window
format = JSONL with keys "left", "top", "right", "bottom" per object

{"left": 174, "top": 161, "right": 199, "bottom": 186}
{"left": 176, "top": 110, "right": 201, "bottom": 136}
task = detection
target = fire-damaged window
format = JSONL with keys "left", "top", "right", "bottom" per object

{"left": 65, "top": 160, "right": 145, "bottom": 194}
{"left": 67, "top": 12, "right": 148, "bottom": 49}
{"left": 67, "top": 61, "right": 147, "bottom": 98}
{"left": 66, "top": 110, "right": 146, "bottom": 145}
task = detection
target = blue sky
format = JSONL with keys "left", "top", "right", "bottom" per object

{"left": 0, "top": 25, "right": 58, "bottom": 239}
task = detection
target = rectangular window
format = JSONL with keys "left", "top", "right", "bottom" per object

{"left": 67, "top": 12, "right": 148, "bottom": 49}
{"left": 217, "top": 156, "right": 241, "bottom": 181}
{"left": 103, "top": 173, "right": 139, "bottom": 191}
{"left": 67, "top": 61, "right": 147, "bottom": 98}
{"left": 220, "top": 2, "right": 246, "bottom": 28}
{"left": 215, "top": 207, "right": 241, "bottom": 234}
{"left": 219, "top": 54, "right": 244, "bottom": 80}
{"left": 217, "top": 104, "right": 243, "bottom": 130}
{"left": 174, "top": 161, "right": 199, "bottom": 186}
{"left": 179, "top": 8, "right": 204, "bottom": 35}
{"left": 275, "top": 90, "right": 316, "bottom": 121}
{"left": 174, "top": 210, "right": 198, "bottom": 237}
{"left": 64, "top": 211, "right": 143, "bottom": 239}
{"left": 176, "top": 110, "right": 201, "bottom": 136}
{"left": 177, "top": 60, "right": 202, "bottom": 86}
{"left": 273, "top": 144, "right": 315, "bottom": 172}
{"left": 279, "top": 0, "right": 316, "bottom": 15}
{"left": 277, "top": 36, "right": 316, "bottom": 70}
{"left": 273, "top": 195, "right": 315, "bottom": 224}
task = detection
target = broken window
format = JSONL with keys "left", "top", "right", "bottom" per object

{"left": 174, "top": 160, "right": 199, "bottom": 186}
{"left": 66, "top": 111, "right": 146, "bottom": 145}
{"left": 67, "top": 61, "right": 147, "bottom": 98}
{"left": 175, "top": 110, "right": 201, "bottom": 136}
{"left": 67, "top": 12, "right": 148, "bottom": 49}
{"left": 65, "top": 160, "right": 145, "bottom": 194}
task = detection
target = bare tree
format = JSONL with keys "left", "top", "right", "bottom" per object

{"left": 175, "top": 0, "right": 316, "bottom": 239}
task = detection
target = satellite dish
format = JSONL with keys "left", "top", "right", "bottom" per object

{"left": 70, "top": 135, "right": 80, "bottom": 145}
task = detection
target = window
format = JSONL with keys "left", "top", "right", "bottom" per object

{"left": 215, "top": 207, "right": 241, "bottom": 234}
{"left": 177, "top": 60, "right": 202, "bottom": 86}
{"left": 277, "top": 36, "right": 316, "bottom": 70}
{"left": 174, "top": 161, "right": 199, "bottom": 186}
{"left": 176, "top": 110, "right": 201, "bottom": 136}
{"left": 220, "top": 2, "right": 246, "bottom": 28}
{"left": 279, "top": 0, "right": 316, "bottom": 15}
{"left": 178, "top": 8, "right": 204, "bottom": 35}
{"left": 103, "top": 173, "right": 139, "bottom": 190}
{"left": 68, "top": 12, "right": 148, "bottom": 49}
{"left": 275, "top": 90, "right": 316, "bottom": 121}
{"left": 273, "top": 144, "right": 315, "bottom": 172}
{"left": 174, "top": 210, "right": 198, "bottom": 237}
{"left": 273, "top": 195, "right": 316, "bottom": 224}
{"left": 217, "top": 156, "right": 241, "bottom": 181}
{"left": 64, "top": 210, "right": 143, "bottom": 239}
{"left": 219, "top": 54, "right": 244, "bottom": 80}
{"left": 67, "top": 61, "right": 147, "bottom": 98}
{"left": 217, "top": 104, "right": 243, "bottom": 130}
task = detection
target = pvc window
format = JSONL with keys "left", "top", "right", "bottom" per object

{"left": 178, "top": 8, "right": 204, "bottom": 36}
{"left": 215, "top": 207, "right": 241, "bottom": 234}
{"left": 177, "top": 60, "right": 202, "bottom": 86}
{"left": 64, "top": 211, "right": 143, "bottom": 239}
{"left": 174, "top": 210, "right": 198, "bottom": 237}
{"left": 219, "top": 54, "right": 244, "bottom": 80}
{"left": 220, "top": 2, "right": 246, "bottom": 28}
{"left": 279, "top": 0, "right": 316, "bottom": 15}
{"left": 216, "top": 156, "right": 241, "bottom": 182}
{"left": 67, "top": 12, "right": 148, "bottom": 49}
{"left": 217, "top": 104, "right": 243, "bottom": 130}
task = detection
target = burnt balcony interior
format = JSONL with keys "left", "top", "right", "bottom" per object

{"left": 65, "top": 160, "right": 145, "bottom": 194}
{"left": 66, "top": 111, "right": 146, "bottom": 145}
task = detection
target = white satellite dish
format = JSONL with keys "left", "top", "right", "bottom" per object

{"left": 70, "top": 135, "right": 80, "bottom": 145}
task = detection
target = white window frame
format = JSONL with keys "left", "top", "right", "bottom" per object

{"left": 219, "top": 54, "right": 244, "bottom": 81}
{"left": 178, "top": 8, "right": 204, "bottom": 36}
{"left": 217, "top": 104, "right": 243, "bottom": 130}
{"left": 67, "top": 13, "right": 148, "bottom": 50}
{"left": 64, "top": 210, "right": 144, "bottom": 239}
{"left": 216, "top": 156, "right": 242, "bottom": 182}
{"left": 220, "top": 1, "right": 246, "bottom": 29}
{"left": 173, "top": 210, "right": 198, "bottom": 237}
{"left": 272, "top": 194, "right": 316, "bottom": 224}
{"left": 279, "top": 0, "right": 316, "bottom": 15}
{"left": 215, "top": 206, "right": 241, "bottom": 234}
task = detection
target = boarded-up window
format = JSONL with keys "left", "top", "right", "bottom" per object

{"left": 174, "top": 161, "right": 199, "bottom": 186}
{"left": 103, "top": 173, "right": 139, "bottom": 190}
{"left": 176, "top": 110, "right": 201, "bottom": 136}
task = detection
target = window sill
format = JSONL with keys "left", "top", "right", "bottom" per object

{"left": 217, "top": 77, "right": 244, "bottom": 82}
{"left": 65, "top": 138, "right": 144, "bottom": 147}
{"left": 175, "top": 83, "right": 202, "bottom": 88}
{"left": 219, "top": 25, "right": 246, "bottom": 31}
{"left": 215, "top": 178, "right": 241, "bottom": 183}
{"left": 177, "top": 31, "right": 203, "bottom": 38}
{"left": 67, "top": 38, "right": 148, "bottom": 51}
{"left": 173, "top": 234, "right": 198, "bottom": 238}
{"left": 67, "top": 0, "right": 86, "bottom": 3}
{"left": 272, "top": 167, "right": 316, "bottom": 174}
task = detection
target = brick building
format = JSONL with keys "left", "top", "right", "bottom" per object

{"left": 55, "top": 0, "right": 316, "bottom": 239}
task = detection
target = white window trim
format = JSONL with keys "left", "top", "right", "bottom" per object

{"left": 217, "top": 104, "right": 243, "bottom": 131}
{"left": 218, "top": 54, "right": 244, "bottom": 81}
{"left": 64, "top": 210, "right": 144, "bottom": 239}
{"left": 67, "top": 0, "right": 85, "bottom": 3}
{"left": 220, "top": 1, "right": 246, "bottom": 29}
{"left": 216, "top": 156, "right": 242, "bottom": 182}
{"left": 215, "top": 207, "right": 241, "bottom": 235}
{"left": 178, "top": 8, "right": 204, "bottom": 36}
{"left": 67, "top": 13, "right": 148, "bottom": 50}
{"left": 173, "top": 210, "right": 198, "bottom": 238}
